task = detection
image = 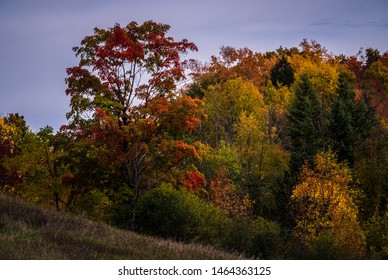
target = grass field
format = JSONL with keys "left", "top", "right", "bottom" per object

{"left": 0, "top": 193, "right": 244, "bottom": 260}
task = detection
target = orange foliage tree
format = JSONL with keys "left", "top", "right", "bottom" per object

{"left": 64, "top": 21, "right": 206, "bottom": 214}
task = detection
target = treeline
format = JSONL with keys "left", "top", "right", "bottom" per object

{"left": 0, "top": 21, "right": 387, "bottom": 259}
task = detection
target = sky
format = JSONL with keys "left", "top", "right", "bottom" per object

{"left": 0, "top": 0, "right": 387, "bottom": 131}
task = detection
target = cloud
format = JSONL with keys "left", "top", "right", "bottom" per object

{"left": 310, "top": 18, "right": 388, "bottom": 29}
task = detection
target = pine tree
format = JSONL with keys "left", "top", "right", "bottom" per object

{"left": 329, "top": 71, "right": 378, "bottom": 167}
{"left": 287, "top": 73, "right": 323, "bottom": 177}
{"left": 329, "top": 71, "right": 356, "bottom": 165}
{"left": 270, "top": 56, "right": 295, "bottom": 88}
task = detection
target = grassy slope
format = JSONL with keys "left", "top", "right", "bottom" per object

{"left": 0, "top": 194, "right": 243, "bottom": 260}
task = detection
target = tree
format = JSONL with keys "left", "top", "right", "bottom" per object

{"left": 263, "top": 81, "right": 291, "bottom": 146}
{"left": 66, "top": 21, "right": 198, "bottom": 128}
{"left": 64, "top": 21, "right": 205, "bottom": 222}
{"left": 0, "top": 114, "right": 28, "bottom": 195}
{"left": 3, "top": 127, "right": 74, "bottom": 210}
{"left": 365, "top": 48, "right": 381, "bottom": 68}
{"left": 287, "top": 73, "right": 324, "bottom": 177}
{"left": 329, "top": 71, "right": 357, "bottom": 165}
{"left": 270, "top": 56, "right": 295, "bottom": 88}
{"left": 201, "top": 77, "right": 265, "bottom": 147}
{"left": 187, "top": 46, "right": 275, "bottom": 99}
{"left": 329, "top": 70, "right": 379, "bottom": 166}
{"left": 354, "top": 126, "right": 388, "bottom": 218}
{"left": 208, "top": 166, "right": 253, "bottom": 217}
{"left": 363, "top": 52, "right": 388, "bottom": 127}
{"left": 299, "top": 39, "right": 329, "bottom": 62}
{"left": 291, "top": 151, "right": 365, "bottom": 259}
{"left": 234, "top": 112, "right": 290, "bottom": 217}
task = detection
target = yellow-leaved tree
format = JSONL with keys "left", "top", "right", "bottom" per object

{"left": 291, "top": 151, "right": 365, "bottom": 259}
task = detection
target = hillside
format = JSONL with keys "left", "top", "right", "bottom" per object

{"left": 0, "top": 193, "right": 243, "bottom": 260}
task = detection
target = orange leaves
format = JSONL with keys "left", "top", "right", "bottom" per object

{"left": 66, "top": 20, "right": 198, "bottom": 130}
{"left": 180, "top": 171, "right": 206, "bottom": 191}
{"left": 145, "top": 94, "right": 204, "bottom": 136}
{"left": 147, "top": 96, "right": 171, "bottom": 115}
{"left": 171, "top": 96, "right": 203, "bottom": 133}
{"left": 208, "top": 166, "right": 254, "bottom": 217}
{"left": 176, "top": 140, "right": 206, "bottom": 161}
{"left": 90, "top": 107, "right": 119, "bottom": 140}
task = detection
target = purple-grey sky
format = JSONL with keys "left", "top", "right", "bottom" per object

{"left": 1, "top": 0, "right": 387, "bottom": 131}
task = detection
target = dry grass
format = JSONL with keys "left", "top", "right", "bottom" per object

{"left": 0, "top": 193, "right": 244, "bottom": 260}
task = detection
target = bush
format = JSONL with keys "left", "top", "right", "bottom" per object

{"left": 305, "top": 230, "right": 345, "bottom": 259}
{"left": 250, "top": 217, "right": 283, "bottom": 258}
{"left": 225, "top": 216, "right": 282, "bottom": 259}
{"left": 133, "top": 184, "right": 228, "bottom": 245}
{"left": 366, "top": 213, "right": 388, "bottom": 259}
{"left": 111, "top": 184, "right": 284, "bottom": 258}
{"left": 70, "top": 189, "right": 111, "bottom": 221}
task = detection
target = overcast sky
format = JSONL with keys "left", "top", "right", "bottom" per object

{"left": 1, "top": 0, "right": 387, "bottom": 131}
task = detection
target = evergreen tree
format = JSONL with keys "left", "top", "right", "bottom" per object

{"left": 329, "top": 71, "right": 356, "bottom": 165}
{"left": 287, "top": 73, "right": 323, "bottom": 177}
{"left": 270, "top": 56, "right": 295, "bottom": 88}
{"left": 353, "top": 97, "right": 377, "bottom": 142}
{"left": 365, "top": 48, "right": 381, "bottom": 68}
{"left": 329, "top": 71, "right": 378, "bottom": 166}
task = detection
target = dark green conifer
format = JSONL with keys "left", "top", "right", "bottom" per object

{"left": 270, "top": 56, "right": 295, "bottom": 88}
{"left": 287, "top": 73, "right": 323, "bottom": 177}
{"left": 329, "top": 71, "right": 356, "bottom": 165}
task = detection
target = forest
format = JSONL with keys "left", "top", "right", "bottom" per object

{"left": 1, "top": 20, "right": 387, "bottom": 259}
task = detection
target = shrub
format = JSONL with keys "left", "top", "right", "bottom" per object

{"left": 111, "top": 184, "right": 284, "bottom": 258}
{"left": 225, "top": 216, "right": 282, "bottom": 259}
{"left": 69, "top": 189, "right": 111, "bottom": 221}
{"left": 133, "top": 184, "right": 227, "bottom": 245}
{"left": 305, "top": 230, "right": 345, "bottom": 259}
{"left": 366, "top": 212, "right": 388, "bottom": 259}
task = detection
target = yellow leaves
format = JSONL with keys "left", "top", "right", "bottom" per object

{"left": 0, "top": 117, "right": 17, "bottom": 147}
{"left": 292, "top": 151, "right": 366, "bottom": 258}
{"left": 289, "top": 53, "right": 340, "bottom": 100}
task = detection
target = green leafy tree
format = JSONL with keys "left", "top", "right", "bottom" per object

{"left": 132, "top": 183, "right": 227, "bottom": 245}
{"left": 3, "top": 127, "right": 70, "bottom": 210}
{"left": 329, "top": 70, "right": 378, "bottom": 166}
{"left": 201, "top": 77, "right": 265, "bottom": 147}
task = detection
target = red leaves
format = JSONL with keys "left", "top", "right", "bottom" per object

{"left": 63, "top": 21, "right": 205, "bottom": 198}
{"left": 93, "top": 24, "right": 144, "bottom": 87}
{"left": 181, "top": 171, "right": 206, "bottom": 191}
{"left": 66, "top": 20, "right": 199, "bottom": 128}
